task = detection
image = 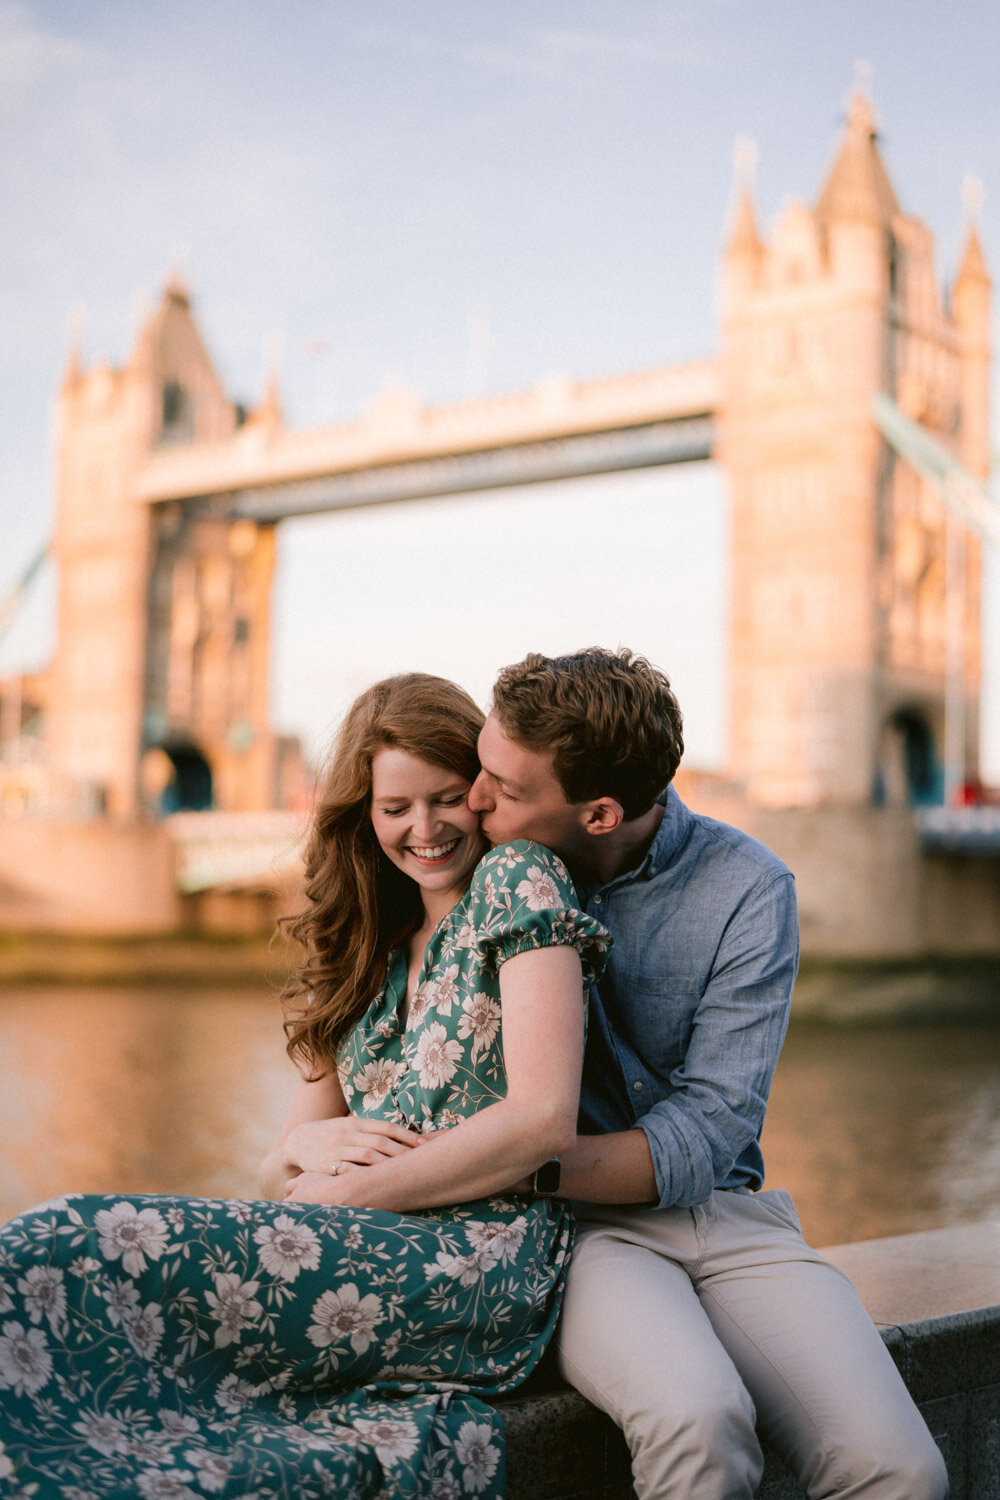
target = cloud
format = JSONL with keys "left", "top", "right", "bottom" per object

{"left": 355, "top": 20, "right": 716, "bottom": 85}
{"left": 0, "top": 2, "right": 94, "bottom": 114}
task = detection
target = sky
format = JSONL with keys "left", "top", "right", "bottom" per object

{"left": 1, "top": 0, "right": 998, "bottom": 776}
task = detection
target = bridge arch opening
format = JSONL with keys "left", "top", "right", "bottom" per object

{"left": 875, "top": 707, "right": 941, "bottom": 808}
{"left": 141, "top": 739, "right": 214, "bottom": 813}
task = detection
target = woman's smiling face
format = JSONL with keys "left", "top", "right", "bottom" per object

{"left": 370, "top": 747, "right": 486, "bottom": 919}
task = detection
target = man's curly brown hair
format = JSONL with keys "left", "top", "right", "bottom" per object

{"left": 490, "top": 647, "right": 683, "bottom": 820}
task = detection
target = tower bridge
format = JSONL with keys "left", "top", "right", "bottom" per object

{"left": 2, "top": 87, "right": 997, "bottom": 952}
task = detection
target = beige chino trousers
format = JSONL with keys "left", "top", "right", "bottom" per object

{"left": 556, "top": 1189, "right": 948, "bottom": 1499}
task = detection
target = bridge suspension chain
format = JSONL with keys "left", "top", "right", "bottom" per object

{"left": 0, "top": 543, "right": 49, "bottom": 646}
{"left": 872, "top": 392, "right": 999, "bottom": 549}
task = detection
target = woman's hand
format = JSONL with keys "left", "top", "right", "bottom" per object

{"left": 283, "top": 1116, "right": 423, "bottom": 1177}
{"left": 283, "top": 1170, "right": 368, "bottom": 1206}
{"left": 259, "top": 1073, "right": 422, "bottom": 1201}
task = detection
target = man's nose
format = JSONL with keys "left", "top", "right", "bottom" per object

{"left": 468, "top": 773, "right": 493, "bottom": 812}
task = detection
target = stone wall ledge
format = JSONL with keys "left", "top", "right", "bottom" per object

{"left": 498, "top": 1220, "right": 1000, "bottom": 1499}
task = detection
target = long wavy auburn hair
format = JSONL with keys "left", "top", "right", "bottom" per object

{"left": 280, "top": 673, "right": 485, "bottom": 1077}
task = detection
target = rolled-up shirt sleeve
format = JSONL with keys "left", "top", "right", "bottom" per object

{"left": 635, "top": 870, "right": 798, "bottom": 1208}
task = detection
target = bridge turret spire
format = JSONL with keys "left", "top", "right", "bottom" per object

{"left": 952, "top": 177, "right": 991, "bottom": 479}
{"left": 814, "top": 87, "right": 899, "bottom": 228}
{"left": 723, "top": 138, "right": 763, "bottom": 303}
{"left": 245, "top": 373, "right": 284, "bottom": 433}
{"left": 955, "top": 177, "right": 990, "bottom": 294}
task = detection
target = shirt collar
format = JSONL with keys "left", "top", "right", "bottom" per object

{"left": 577, "top": 784, "right": 692, "bottom": 898}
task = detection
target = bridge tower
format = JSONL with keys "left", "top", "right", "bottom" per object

{"left": 718, "top": 91, "right": 990, "bottom": 809}
{"left": 49, "top": 281, "right": 280, "bottom": 818}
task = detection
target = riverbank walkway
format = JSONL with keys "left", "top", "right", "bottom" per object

{"left": 499, "top": 1220, "right": 1000, "bottom": 1499}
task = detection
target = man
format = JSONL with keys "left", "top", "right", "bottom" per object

{"left": 467, "top": 647, "right": 947, "bottom": 1500}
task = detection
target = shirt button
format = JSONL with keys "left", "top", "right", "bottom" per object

{"left": 633, "top": 1080, "right": 643, "bottom": 1092}
{"left": 592, "top": 895, "right": 602, "bottom": 905}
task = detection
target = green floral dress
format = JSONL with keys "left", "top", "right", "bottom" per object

{"left": 0, "top": 841, "right": 609, "bottom": 1499}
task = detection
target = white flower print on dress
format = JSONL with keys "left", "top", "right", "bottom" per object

{"left": 0, "top": 1441, "right": 13, "bottom": 1481}
{"left": 430, "top": 964, "right": 460, "bottom": 1017}
{"left": 494, "top": 846, "right": 523, "bottom": 871}
{"left": 353, "top": 1415, "right": 420, "bottom": 1466}
{"left": 68, "top": 1255, "right": 101, "bottom": 1277}
{"left": 381, "top": 1328, "right": 403, "bottom": 1361}
{"left": 224, "top": 1201, "right": 255, "bottom": 1226}
{"left": 515, "top": 865, "right": 561, "bottom": 911}
{"left": 407, "top": 980, "right": 434, "bottom": 1029}
{"left": 204, "top": 1273, "right": 263, "bottom": 1347}
{"left": 183, "top": 1448, "right": 232, "bottom": 1493}
{"left": 103, "top": 1277, "right": 141, "bottom": 1327}
{"left": 158, "top": 1409, "right": 200, "bottom": 1437}
{"left": 464, "top": 1217, "right": 527, "bottom": 1269}
{"left": 94, "top": 1201, "right": 169, "bottom": 1276}
{"left": 0, "top": 1319, "right": 52, "bottom": 1396}
{"left": 414, "top": 1022, "right": 463, "bottom": 1090}
{"left": 136, "top": 1470, "right": 200, "bottom": 1500}
{"left": 72, "top": 1410, "right": 131, "bottom": 1457}
{"left": 17, "top": 1264, "right": 67, "bottom": 1332}
{"left": 424, "top": 1249, "right": 489, "bottom": 1288}
{"left": 214, "top": 1372, "right": 257, "bottom": 1412}
{"left": 354, "top": 1057, "right": 405, "bottom": 1112}
{"left": 454, "top": 1420, "right": 501, "bottom": 1494}
{"left": 0, "top": 1282, "right": 12, "bottom": 1316}
{"left": 253, "top": 1214, "right": 321, "bottom": 1281}
{"left": 307, "top": 1284, "right": 383, "bottom": 1355}
{"left": 453, "top": 916, "right": 478, "bottom": 949}
{"left": 123, "top": 1301, "right": 165, "bottom": 1360}
{"left": 457, "top": 992, "right": 500, "bottom": 1063}
{"left": 423, "top": 1108, "right": 461, "bottom": 1131}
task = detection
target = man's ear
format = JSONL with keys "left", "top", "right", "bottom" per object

{"left": 583, "top": 797, "right": 624, "bottom": 837}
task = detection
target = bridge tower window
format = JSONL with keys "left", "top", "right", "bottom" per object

{"left": 160, "top": 380, "right": 194, "bottom": 444}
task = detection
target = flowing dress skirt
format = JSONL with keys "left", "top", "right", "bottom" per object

{"left": 0, "top": 1190, "right": 572, "bottom": 1498}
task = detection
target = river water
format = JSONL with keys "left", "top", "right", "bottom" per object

{"left": 2, "top": 984, "right": 999, "bottom": 1248}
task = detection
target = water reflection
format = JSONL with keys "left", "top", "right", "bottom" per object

{"left": 761, "top": 1021, "right": 1000, "bottom": 1246}
{"left": 2, "top": 986, "right": 999, "bottom": 1248}
{"left": 0, "top": 986, "right": 298, "bottom": 1221}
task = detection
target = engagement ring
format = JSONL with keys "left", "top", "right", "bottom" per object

{"left": 330, "top": 1160, "right": 343, "bottom": 1175}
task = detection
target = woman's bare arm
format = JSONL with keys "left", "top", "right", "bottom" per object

{"left": 285, "top": 943, "right": 584, "bottom": 1212}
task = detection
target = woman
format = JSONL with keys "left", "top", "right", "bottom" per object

{"left": 0, "top": 674, "right": 609, "bottom": 1499}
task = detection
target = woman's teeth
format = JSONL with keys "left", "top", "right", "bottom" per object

{"left": 409, "top": 838, "right": 460, "bottom": 861}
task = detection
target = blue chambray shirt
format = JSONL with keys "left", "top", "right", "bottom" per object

{"left": 572, "top": 786, "right": 799, "bottom": 1209}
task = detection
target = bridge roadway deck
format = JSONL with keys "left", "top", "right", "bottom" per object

{"left": 135, "top": 359, "right": 719, "bottom": 520}
{"left": 917, "top": 806, "right": 1000, "bottom": 855}
{"left": 498, "top": 1221, "right": 1000, "bottom": 1499}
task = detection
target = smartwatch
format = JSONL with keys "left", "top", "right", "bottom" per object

{"left": 531, "top": 1157, "right": 561, "bottom": 1197}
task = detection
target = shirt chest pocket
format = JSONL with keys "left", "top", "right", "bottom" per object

{"left": 624, "top": 974, "right": 704, "bottom": 1075}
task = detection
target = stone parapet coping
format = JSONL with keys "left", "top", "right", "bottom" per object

{"left": 499, "top": 1220, "right": 1000, "bottom": 1500}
